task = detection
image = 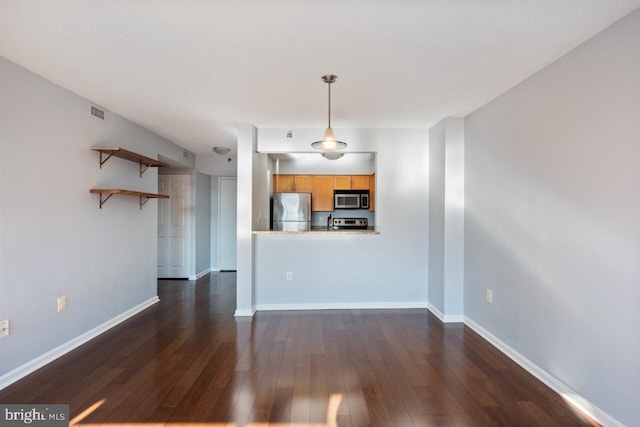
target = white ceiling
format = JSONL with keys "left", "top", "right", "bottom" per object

{"left": 2, "top": 1, "right": 639, "bottom": 155}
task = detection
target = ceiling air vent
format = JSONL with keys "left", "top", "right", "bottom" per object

{"left": 91, "top": 106, "right": 105, "bottom": 120}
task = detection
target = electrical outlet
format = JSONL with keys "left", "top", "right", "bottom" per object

{"left": 0, "top": 320, "right": 9, "bottom": 337}
{"left": 286, "top": 272, "right": 293, "bottom": 281}
{"left": 486, "top": 289, "right": 494, "bottom": 304}
{"left": 57, "top": 296, "right": 67, "bottom": 312}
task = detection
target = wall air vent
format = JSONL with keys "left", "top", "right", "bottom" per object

{"left": 183, "top": 150, "right": 189, "bottom": 158}
{"left": 91, "top": 106, "right": 105, "bottom": 120}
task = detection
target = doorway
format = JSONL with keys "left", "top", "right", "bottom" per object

{"left": 157, "top": 174, "right": 191, "bottom": 278}
{"left": 219, "top": 177, "right": 237, "bottom": 271}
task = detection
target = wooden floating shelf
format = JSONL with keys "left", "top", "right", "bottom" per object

{"left": 91, "top": 147, "right": 170, "bottom": 176}
{"left": 90, "top": 189, "right": 169, "bottom": 209}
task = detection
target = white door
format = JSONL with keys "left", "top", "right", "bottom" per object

{"left": 219, "top": 177, "right": 237, "bottom": 271}
{"left": 158, "top": 175, "right": 191, "bottom": 278}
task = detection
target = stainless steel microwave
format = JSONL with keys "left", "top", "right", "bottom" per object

{"left": 334, "top": 190, "right": 369, "bottom": 209}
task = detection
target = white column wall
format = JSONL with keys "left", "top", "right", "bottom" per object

{"left": 428, "top": 118, "right": 465, "bottom": 322}
{"left": 235, "top": 124, "right": 257, "bottom": 316}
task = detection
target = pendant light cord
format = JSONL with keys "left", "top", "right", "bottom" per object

{"left": 327, "top": 81, "right": 332, "bottom": 129}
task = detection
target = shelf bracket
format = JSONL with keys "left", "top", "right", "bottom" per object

{"left": 139, "top": 195, "right": 151, "bottom": 209}
{"left": 97, "top": 193, "right": 114, "bottom": 209}
{"left": 98, "top": 151, "right": 114, "bottom": 168}
{"left": 139, "top": 161, "right": 150, "bottom": 177}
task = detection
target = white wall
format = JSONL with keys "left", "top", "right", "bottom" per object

{"left": 254, "top": 129, "right": 428, "bottom": 309}
{"left": 464, "top": 9, "right": 640, "bottom": 426}
{"left": 428, "top": 122, "right": 445, "bottom": 314}
{"left": 210, "top": 176, "right": 220, "bottom": 271}
{"left": 195, "top": 171, "right": 211, "bottom": 276}
{"left": 0, "top": 57, "right": 188, "bottom": 385}
{"left": 253, "top": 149, "right": 270, "bottom": 232}
{"left": 428, "top": 118, "right": 465, "bottom": 322}
{"left": 196, "top": 153, "right": 236, "bottom": 177}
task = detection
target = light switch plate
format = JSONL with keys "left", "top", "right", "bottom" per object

{"left": 0, "top": 319, "right": 9, "bottom": 337}
{"left": 57, "top": 296, "right": 67, "bottom": 312}
{"left": 486, "top": 289, "right": 494, "bottom": 304}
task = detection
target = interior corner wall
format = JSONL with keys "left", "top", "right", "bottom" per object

{"left": 464, "top": 9, "right": 640, "bottom": 426}
{"left": 428, "top": 118, "right": 465, "bottom": 322}
{"left": 0, "top": 57, "right": 186, "bottom": 384}
{"left": 428, "top": 122, "right": 446, "bottom": 315}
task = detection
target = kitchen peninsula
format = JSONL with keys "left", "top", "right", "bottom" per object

{"left": 241, "top": 128, "right": 429, "bottom": 315}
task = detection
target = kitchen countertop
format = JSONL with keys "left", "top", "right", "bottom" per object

{"left": 253, "top": 226, "right": 379, "bottom": 235}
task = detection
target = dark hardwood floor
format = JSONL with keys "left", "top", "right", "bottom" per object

{"left": 0, "top": 273, "right": 598, "bottom": 426}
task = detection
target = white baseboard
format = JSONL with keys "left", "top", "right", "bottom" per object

{"left": 464, "top": 316, "right": 624, "bottom": 427}
{"left": 193, "top": 268, "right": 212, "bottom": 280}
{"left": 427, "top": 303, "right": 464, "bottom": 323}
{"left": 255, "top": 301, "right": 428, "bottom": 311}
{"left": 234, "top": 307, "right": 256, "bottom": 317}
{"left": 0, "top": 296, "right": 160, "bottom": 391}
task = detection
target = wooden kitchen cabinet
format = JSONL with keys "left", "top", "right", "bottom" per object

{"left": 274, "top": 174, "right": 295, "bottom": 192}
{"left": 293, "top": 175, "right": 313, "bottom": 192}
{"left": 333, "top": 175, "right": 351, "bottom": 190}
{"left": 369, "top": 173, "right": 375, "bottom": 211}
{"left": 273, "top": 174, "right": 313, "bottom": 193}
{"left": 334, "top": 175, "right": 369, "bottom": 190}
{"left": 273, "top": 173, "right": 375, "bottom": 212}
{"left": 312, "top": 175, "right": 334, "bottom": 211}
{"left": 351, "top": 175, "right": 370, "bottom": 190}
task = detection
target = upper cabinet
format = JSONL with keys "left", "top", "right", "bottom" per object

{"left": 333, "top": 175, "right": 351, "bottom": 190}
{"left": 311, "top": 176, "right": 334, "bottom": 211}
{"left": 351, "top": 175, "right": 370, "bottom": 190}
{"left": 273, "top": 174, "right": 294, "bottom": 192}
{"left": 274, "top": 174, "right": 313, "bottom": 193}
{"left": 293, "top": 175, "right": 313, "bottom": 192}
{"left": 332, "top": 175, "right": 370, "bottom": 190}
{"left": 369, "top": 173, "right": 375, "bottom": 211}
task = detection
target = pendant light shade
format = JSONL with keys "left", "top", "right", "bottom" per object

{"left": 312, "top": 74, "right": 347, "bottom": 151}
{"left": 322, "top": 152, "right": 344, "bottom": 160}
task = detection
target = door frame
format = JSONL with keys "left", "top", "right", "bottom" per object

{"left": 157, "top": 173, "right": 193, "bottom": 279}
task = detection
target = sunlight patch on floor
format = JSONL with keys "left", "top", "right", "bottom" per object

{"left": 71, "top": 394, "right": 342, "bottom": 427}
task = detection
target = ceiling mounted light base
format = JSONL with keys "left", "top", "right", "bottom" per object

{"left": 312, "top": 74, "right": 347, "bottom": 151}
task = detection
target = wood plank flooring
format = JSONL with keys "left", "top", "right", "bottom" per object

{"left": 0, "top": 273, "right": 599, "bottom": 426}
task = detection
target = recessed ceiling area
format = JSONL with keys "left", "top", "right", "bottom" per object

{"left": 1, "top": 1, "right": 639, "bottom": 154}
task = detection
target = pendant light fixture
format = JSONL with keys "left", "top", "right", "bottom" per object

{"left": 322, "top": 152, "right": 344, "bottom": 160}
{"left": 311, "top": 74, "right": 347, "bottom": 151}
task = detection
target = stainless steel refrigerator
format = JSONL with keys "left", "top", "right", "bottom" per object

{"left": 272, "top": 192, "right": 312, "bottom": 231}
